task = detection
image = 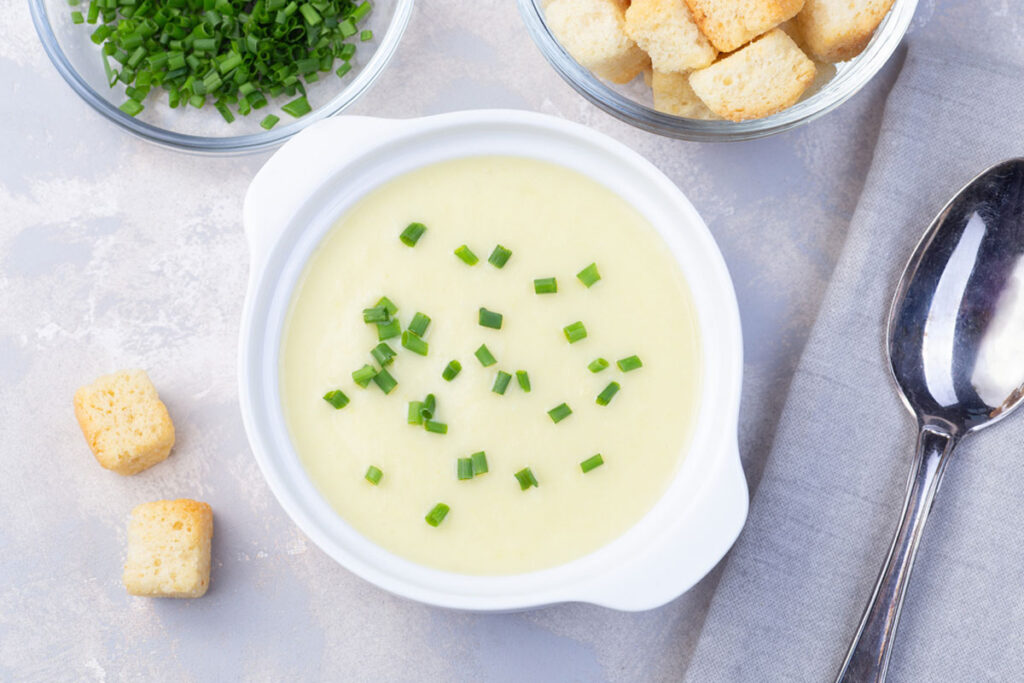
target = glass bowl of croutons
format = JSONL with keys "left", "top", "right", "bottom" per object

{"left": 519, "top": 0, "right": 917, "bottom": 141}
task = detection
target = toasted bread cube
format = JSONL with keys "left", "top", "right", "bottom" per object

{"left": 796, "top": 0, "right": 895, "bottom": 62}
{"left": 546, "top": 0, "right": 650, "bottom": 84}
{"left": 684, "top": 0, "right": 804, "bottom": 53}
{"left": 651, "top": 70, "right": 719, "bottom": 119}
{"left": 124, "top": 500, "right": 213, "bottom": 598}
{"left": 74, "top": 369, "right": 174, "bottom": 476}
{"left": 689, "top": 29, "right": 816, "bottom": 121}
{"left": 624, "top": 0, "right": 717, "bottom": 74}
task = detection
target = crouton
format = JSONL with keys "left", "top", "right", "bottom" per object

{"left": 624, "top": 0, "right": 717, "bottom": 74}
{"left": 684, "top": 0, "right": 804, "bottom": 53}
{"left": 796, "top": 0, "right": 895, "bottom": 62}
{"left": 651, "top": 70, "right": 719, "bottom": 119}
{"left": 124, "top": 500, "right": 213, "bottom": 598}
{"left": 546, "top": 0, "right": 650, "bottom": 84}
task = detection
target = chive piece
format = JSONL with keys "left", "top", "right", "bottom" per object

{"left": 71, "top": 10, "right": 85, "bottom": 23}
{"left": 488, "top": 245, "right": 512, "bottom": 268}
{"left": 492, "top": 371, "right": 512, "bottom": 395}
{"left": 580, "top": 454, "right": 604, "bottom": 473}
{"left": 409, "top": 312, "right": 431, "bottom": 337}
{"left": 424, "top": 420, "right": 448, "bottom": 434}
{"left": 478, "top": 307, "right": 503, "bottom": 330}
{"left": 322, "top": 389, "right": 349, "bottom": 409}
{"left": 457, "top": 458, "right": 473, "bottom": 480}
{"left": 336, "top": 62, "right": 352, "bottom": 79}
{"left": 516, "top": 370, "right": 531, "bottom": 392}
{"left": 588, "top": 358, "right": 610, "bottom": 373}
{"left": 401, "top": 330, "right": 429, "bottom": 356}
{"left": 119, "top": 99, "right": 144, "bottom": 116}
{"left": 471, "top": 451, "right": 488, "bottom": 475}
{"left": 548, "top": 403, "right": 572, "bottom": 423}
{"left": 425, "top": 503, "right": 450, "bottom": 527}
{"left": 596, "top": 382, "right": 620, "bottom": 406}
{"left": 514, "top": 467, "right": 539, "bottom": 490}
{"left": 352, "top": 364, "right": 377, "bottom": 388}
{"left": 281, "top": 96, "right": 311, "bottom": 117}
{"left": 351, "top": 1, "right": 372, "bottom": 20}
{"left": 377, "top": 318, "right": 401, "bottom": 341}
{"left": 563, "top": 321, "right": 588, "bottom": 344}
{"left": 365, "top": 465, "right": 383, "bottom": 485}
{"left": 362, "top": 305, "right": 390, "bottom": 323}
{"left": 408, "top": 401, "right": 424, "bottom": 425}
{"left": 299, "top": 3, "right": 321, "bottom": 24}
{"left": 617, "top": 355, "right": 643, "bottom": 372}
{"left": 376, "top": 296, "right": 398, "bottom": 316}
{"left": 533, "top": 277, "right": 557, "bottom": 294}
{"left": 421, "top": 393, "right": 436, "bottom": 419}
{"left": 400, "top": 222, "right": 427, "bottom": 246}
{"left": 371, "top": 342, "right": 397, "bottom": 367}
{"left": 372, "top": 368, "right": 398, "bottom": 394}
{"left": 259, "top": 114, "right": 278, "bottom": 130}
{"left": 442, "top": 360, "right": 462, "bottom": 381}
{"left": 359, "top": 29, "right": 373, "bottom": 41}
{"left": 577, "top": 262, "right": 601, "bottom": 287}
{"left": 475, "top": 344, "right": 497, "bottom": 367}
{"left": 454, "top": 245, "right": 478, "bottom": 265}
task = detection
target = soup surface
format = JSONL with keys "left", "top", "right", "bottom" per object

{"left": 280, "top": 156, "right": 701, "bottom": 574}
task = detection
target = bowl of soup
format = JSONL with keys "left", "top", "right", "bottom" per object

{"left": 239, "top": 109, "right": 746, "bottom": 610}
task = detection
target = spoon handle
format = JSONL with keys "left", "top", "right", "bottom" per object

{"left": 835, "top": 426, "right": 957, "bottom": 683}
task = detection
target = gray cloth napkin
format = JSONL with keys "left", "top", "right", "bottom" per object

{"left": 684, "top": 40, "right": 1024, "bottom": 682}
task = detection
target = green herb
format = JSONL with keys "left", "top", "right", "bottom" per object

{"left": 377, "top": 319, "right": 401, "bottom": 341}
{"left": 488, "top": 245, "right": 512, "bottom": 268}
{"left": 514, "top": 467, "right": 538, "bottom": 490}
{"left": 71, "top": 10, "right": 84, "bottom": 23}
{"left": 475, "top": 344, "right": 497, "bottom": 367}
{"left": 409, "top": 312, "right": 431, "bottom": 337}
{"left": 322, "top": 389, "right": 349, "bottom": 409}
{"left": 401, "top": 330, "right": 429, "bottom": 356}
{"left": 408, "top": 401, "right": 424, "bottom": 425}
{"left": 421, "top": 393, "right": 436, "bottom": 419}
{"left": 577, "top": 262, "right": 601, "bottom": 288}
{"left": 588, "top": 358, "right": 609, "bottom": 373}
{"left": 515, "top": 370, "right": 531, "bottom": 392}
{"left": 425, "top": 503, "right": 450, "bottom": 527}
{"left": 580, "top": 454, "right": 604, "bottom": 473}
{"left": 371, "top": 342, "right": 396, "bottom": 367}
{"left": 360, "top": 29, "right": 373, "bottom": 41}
{"left": 457, "top": 458, "right": 473, "bottom": 480}
{"left": 376, "top": 296, "right": 398, "bottom": 316}
{"left": 363, "top": 306, "right": 390, "bottom": 324}
{"left": 400, "top": 222, "right": 427, "bottom": 247}
{"left": 442, "top": 360, "right": 462, "bottom": 381}
{"left": 455, "top": 245, "right": 478, "bottom": 265}
{"left": 478, "top": 307, "right": 503, "bottom": 330}
{"left": 548, "top": 403, "right": 572, "bottom": 423}
{"left": 281, "top": 96, "right": 312, "bottom": 118}
{"left": 471, "top": 451, "right": 488, "bottom": 475}
{"left": 424, "top": 420, "right": 448, "bottom": 434}
{"left": 259, "top": 115, "right": 280, "bottom": 130}
{"left": 372, "top": 367, "right": 397, "bottom": 394}
{"left": 617, "top": 355, "right": 643, "bottom": 372}
{"left": 365, "top": 465, "right": 383, "bottom": 485}
{"left": 563, "top": 321, "right": 588, "bottom": 344}
{"left": 533, "top": 277, "right": 557, "bottom": 294}
{"left": 352, "top": 364, "right": 377, "bottom": 388}
{"left": 492, "top": 371, "right": 512, "bottom": 395}
{"left": 596, "top": 382, "right": 620, "bottom": 406}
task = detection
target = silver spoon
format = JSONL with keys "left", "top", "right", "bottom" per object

{"left": 836, "top": 158, "right": 1024, "bottom": 682}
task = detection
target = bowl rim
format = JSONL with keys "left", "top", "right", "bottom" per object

{"left": 27, "top": 0, "right": 415, "bottom": 155}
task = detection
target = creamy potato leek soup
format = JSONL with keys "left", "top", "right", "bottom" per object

{"left": 280, "top": 156, "right": 701, "bottom": 574}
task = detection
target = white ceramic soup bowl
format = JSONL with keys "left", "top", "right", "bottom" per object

{"left": 239, "top": 109, "right": 747, "bottom": 611}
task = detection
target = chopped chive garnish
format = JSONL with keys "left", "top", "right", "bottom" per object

{"left": 488, "top": 245, "right": 512, "bottom": 268}
{"left": 371, "top": 342, "right": 396, "bottom": 367}
{"left": 475, "top": 344, "right": 497, "bottom": 367}
{"left": 471, "top": 451, "right": 488, "bottom": 475}
{"left": 400, "top": 222, "right": 427, "bottom": 247}
{"left": 352, "top": 364, "right": 377, "bottom": 388}
{"left": 492, "top": 371, "right": 512, "bottom": 395}
{"left": 516, "top": 370, "right": 531, "bottom": 392}
{"left": 563, "top": 321, "right": 588, "bottom": 344}
{"left": 442, "top": 360, "right": 462, "bottom": 381}
{"left": 365, "top": 465, "right": 383, "bottom": 485}
{"left": 401, "top": 330, "right": 429, "bottom": 356}
{"left": 424, "top": 420, "right": 448, "bottom": 434}
{"left": 617, "top": 355, "right": 643, "bottom": 372}
{"left": 259, "top": 115, "right": 280, "bottom": 130}
{"left": 119, "top": 99, "right": 144, "bottom": 117}
{"left": 377, "top": 319, "right": 401, "bottom": 341}
{"left": 514, "top": 467, "right": 539, "bottom": 490}
{"left": 362, "top": 305, "right": 390, "bottom": 323}
{"left": 372, "top": 367, "right": 398, "bottom": 394}
{"left": 454, "top": 245, "right": 478, "bottom": 265}
{"left": 596, "top": 382, "right": 620, "bottom": 406}
{"left": 322, "top": 389, "right": 349, "bottom": 409}
{"left": 408, "top": 401, "right": 424, "bottom": 425}
{"left": 281, "top": 96, "right": 311, "bottom": 118}
{"left": 457, "top": 458, "right": 473, "bottom": 480}
{"left": 409, "top": 312, "right": 431, "bottom": 337}
{"left": 360, "top": 29, "right": 373, "bottom": 41}
{"left": 580, "top": 454, "right": 604, "bottom": 473}
{"left": 548, "top": 403, "right": 572, "bottom": 423}
{"left": 588, "top": 358, "right": 610, "bottom": 373}
{"left": 425, "top": 503, "right": 450, "bottom": 527}
{"left": 376, "top": 296, "right": 398, "bottom": 316}
{"left": 478, "top": 307, "right": 503, "bottom": 330}
{"left": 421, "top": 393, "right": 436, "bottom": 419}
{"left": 533, "top": 277, "right": 557, "bottom": 294}
{"left": 71, "top": 10, "right": 84, "bottom": 23}
{"left": 577, "top": 262, "right": 601, "bottom": 287}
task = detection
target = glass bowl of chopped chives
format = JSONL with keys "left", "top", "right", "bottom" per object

{"left": 29, "top": 0, "right": 413, "bottom": 154}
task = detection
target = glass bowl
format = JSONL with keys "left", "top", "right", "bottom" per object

{"left": 29, "top": 0, "right": 414, "bottom": 154}
{"left": 518, "top": 0, "right": 918, "bottom": 141}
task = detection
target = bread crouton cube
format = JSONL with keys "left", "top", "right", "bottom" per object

{"left": 684, "top": 0, "right": 805, "bottom": 53}
{"left": 546, "top": 0, "right": 650, "bottom": 84}
{"left": 74, "top": 369, "right": 175, "bottom": 476}
{"left": 124, "top": 500, "right": 213, "bottom": 598}
{"left": 651, "top": 70, "right": 719, "bottom": 119}
{"left": 688, "top": 28, "right": 816, "bottom": 121}
{"left": 624, "top": 0, "right": 717, "bottom": 74}
{"left": 796, "top": 0, "right": 895, "bottom": 62}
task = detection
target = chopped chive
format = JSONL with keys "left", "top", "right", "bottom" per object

{"left": 454, "top": 245, "right": 478, "bottom": 265}
{"left": 408, "top": 401, "right": 424, "bottom": 425}
{"left": 119, "top": 99, "right": 144, "bottom": 116}
{"left": 492, "top": 371, "right": 512, "bottom": 395}
{"left": 421, "top": 393, "right": 436, "bottom": 419}
{"left": 401, "top": 330, "right": 429, "bottom": 356}
{"left": 377, "top": 318, "right": 401, "bottom": 341}
{"left": 336, "top": 62, "right": 352, "bottom": 79}
{"left": 457, "top": 457, "right": 474, "bottom": 480}
{"left": 409, "top": 312, "right": 431, "bottom": 336}
{"left": 352, "top": 364, "right": 377, "bottom": 388}
{"left": 533, "top": 277, "right": 557, "bottom": 294}
{"left": 514, "top": 467, "right": 538, "bottom": 490}
{"left": 322, "top": 389, "right": 349, "bottom": 409}
{"left": 376, "top": 296, "right": 398, "bottom": 316}
{"left": 478, "top": 307, "right": 503, "bottom": 330}
{"left": 548, "top": 403, "right": 572, "bottom": 423}
{"left": 563, "top": 321, "right": 588, "bottom": 344}
{"left": 372, "top": 367, "right": 398, "bottom": 394}
{"left": 298, "top": 3, "right": 321, "bottom": 24}
{"left": 588, "top": 358, "right": 610, "bottom": 373}
{"left": 577, "top": 262, "right": 601, "bottom": 287}
{"left": 580, "top": 454, "right": 604, "bottom": 473}
{"left": 371, "top": 342, "right": 396, "bottom": 367}
{"left": 488, "top": 245, "right": 512, "bottom": 268}
{"left": 71, "top": 10, "right": 84, "bottom": 23}
{"left": 475, "top": 344, "right": 497, "bottom": 367}
{"left": 362, "top": 305, "right": 390, "bottom": 323}
{"left": 259, "top": 114, "right": 280, "bottom": 130}
{"left": 617, "top": 355, "right": 643, "bottom": 372}
{"left": 281, "top": 96, "right": 311, "bottom": 118}
{"left": 425, "top": 503, "right": 450, "bottom": 527}
{"left": 471, "top": 451, "right": 488, "bottom": 475}
{"left": 516, "top": 370, "right": 531, "bottom": 392}
{"left": 424, "top": 420, "right": 448, "bottom": 434}
{"left": 360, "top": 29, "right": 373, "bottom": 41}
{"left": 365, "top": 465, "right": 383, "bottom": 485}
{"left": 351, "top": 0, "right": 371, "bottom": 20}
{"left": 596, "top": 382, "right": 620, "bottom": 406}
{"left": 442, "top": 360, "right": 462, "bottom": 381}
{"left": 400, "top": 222, "right": 427, "bottom": 246}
